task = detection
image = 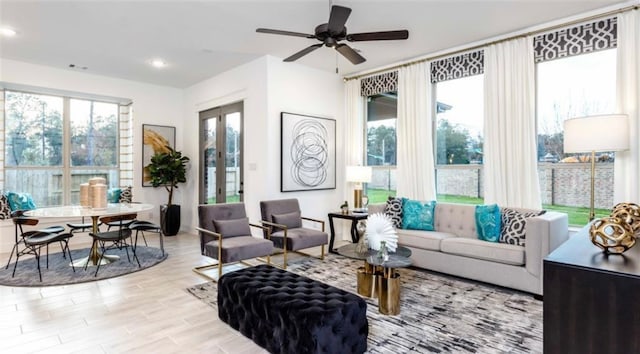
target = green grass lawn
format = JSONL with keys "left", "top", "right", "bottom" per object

{"left": 366, "top": 189, "right": 608, "bottom": 227}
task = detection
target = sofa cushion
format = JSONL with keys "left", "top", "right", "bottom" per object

{"left": 0, "top": 195, "right": 11, "bottom": 219}
{"left": 434, "top": 203, "right": 477, "bottom": 239}
{"left": 119, "top": 186, "right": 132, "bottom": 203}
{"left": 440, "top": 238, "right": 525, "bottom": 266}
{"left": 402, "top": 198, "right": 436, "bottom": 231}
{"left": 272, "top": 211, "right": 302, "bottom": 229}
{"left": 384, "top": 197, "right": 403, "bottom": 229}
{"left": 6, "top": 191, "right": 36, "bottom": 211}
{"left": 475, "top": 204, "right": 501, "bottom": 242}
{"left": 500, "top": 208, "right": 545, "bottom": 246}
{"left": 397, "top": 229, "right": 456, "bottom": 251}
{"left": 107, "top": 188, "right": 122, "bottom": 203}
{"left": 213, "top": 217, "right": 252, "bottom": 238}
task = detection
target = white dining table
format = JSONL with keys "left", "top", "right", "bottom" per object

{"left": 25, "top": 203, "right": 154, "bottom": 267}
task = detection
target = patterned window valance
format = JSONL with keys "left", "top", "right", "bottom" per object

{"left": 430, "top": 50, "right": 484, "bottom": 84}
{"left": 361, "top": 71, "right": 398, "bottom": 96}
{"left": 534, "top": 17, "right": 617, "bottom": 63}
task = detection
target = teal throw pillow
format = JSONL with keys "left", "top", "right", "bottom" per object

{"left": 475, "top": 204, "right": 501, "bottom": 242}
{"left": 6, "top": 191, "right": 37, "bottom": 211}
{"left": 107, "top": 188, "right": 122, "bottom": 203}
{"left": 401, "top": 198, "right": 436, "bottom": 231}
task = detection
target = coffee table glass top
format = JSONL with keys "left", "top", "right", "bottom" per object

{"left": 367, "top": 254, "right": 412, "bottom": 268}
{"left": 337, "top": 243, "right": 412, "bottom": 260}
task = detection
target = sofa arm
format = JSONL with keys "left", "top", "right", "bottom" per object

{"left": 525, "top": 211, "right": 569, "bottom": 277}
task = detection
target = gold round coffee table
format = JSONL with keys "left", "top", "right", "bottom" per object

{"left": 366, "top": 253, "right": 412, "bottom": 315}
{"left": 337, "top": 243, "right": 412, "bottom": 314}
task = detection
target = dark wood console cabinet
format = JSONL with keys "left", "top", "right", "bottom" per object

{"left": 544, "top": 231, "right": 640, "bottom": 354}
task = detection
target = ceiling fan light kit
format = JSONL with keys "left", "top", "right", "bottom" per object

{"left": 256, "top": 5, "right": 409, "bottom": 65}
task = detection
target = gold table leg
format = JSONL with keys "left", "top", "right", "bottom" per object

{"left": 377, "top": 271, "right": 401, "bottom": 315}
{"left": 71, "top": 215, "right": 120, "bottom": 267}
{"left": 357, "top": 261, "right": 379, "bottom": 298}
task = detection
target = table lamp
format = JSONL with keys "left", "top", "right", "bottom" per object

{"left": 346, "top": 165, "right": 372, "bottom": 211}
{"left": 563, "top": 114, "right": 629, "bottom": 221}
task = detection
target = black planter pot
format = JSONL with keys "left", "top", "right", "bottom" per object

{"left": 160, "top": 204, "right": 181, "bottom": 236}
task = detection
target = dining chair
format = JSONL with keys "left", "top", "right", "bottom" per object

{"left": 259, "top": 198, "right": 327, "bottom": 269}
{"left": 88, "top": 213, "right": 139, "bottom": 276}
{"left": 5, "top": 210, "right": 67, "bottom": 270}
{"left": 129, "top": 220, "right": 164, "bottom": 256}
{"left": 10, "top": 217, "right": 75, "bottom": 282}
{"left": 196, "top": 203, "right": 273, "bottom": 281}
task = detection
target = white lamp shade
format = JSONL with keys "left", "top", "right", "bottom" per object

{"left": 346, "top": 165, "right": 372, "bottom": 183}
{"left": 564, "top": 114, "right": 630, "bottom": 153}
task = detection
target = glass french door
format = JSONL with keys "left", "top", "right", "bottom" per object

{"left": 199, "top": 102, "right": 243, "bottom": 204}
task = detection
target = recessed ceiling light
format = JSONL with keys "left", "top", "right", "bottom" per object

{"left": 150, "top": 59, "right": 167, "bottom": 68}
{"left": 0, "top": 28, "right": 17, "bottom": 37}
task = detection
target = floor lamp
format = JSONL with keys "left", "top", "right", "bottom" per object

{"left": 563, "top": 114, "right": 629, "bottom": 221}
{"left": 346, "top": 166, "right": 372, "bottom": 211}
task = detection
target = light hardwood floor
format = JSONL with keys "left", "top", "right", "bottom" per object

{"left": 0, "top": 232, "right": 273, "bottom": 354}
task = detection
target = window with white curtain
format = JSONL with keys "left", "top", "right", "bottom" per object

{"left": 431, "top": 50, "right": 485, "bottom": 205}
{"left": 4, "top": 90, "right": 120, "bottom": 207}
{"left": 536, "top": 49, "right": 617, "bottom": 224}
{"left": 365, "top": 92, "right": 397, "bottom": 203}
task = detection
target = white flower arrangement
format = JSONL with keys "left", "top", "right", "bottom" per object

{"left": 366, "top": 213, "right": 398, "bottom": 252}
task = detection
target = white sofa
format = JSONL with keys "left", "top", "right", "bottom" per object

{"left": 368, "top": 202, "right": 569, "bottom": 296}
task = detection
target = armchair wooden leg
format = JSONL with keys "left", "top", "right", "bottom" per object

{"left": 218, "top": 261, "right": 223, "bottom": 279}
{"left": 267, "top": 254, "right": 271, "bottom": 265}
{"left": 320, "top": 245, "right": 325, "bottom": 260}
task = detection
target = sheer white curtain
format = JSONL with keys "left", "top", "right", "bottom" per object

{"left": 614, "top": 10, "right": 640, "bottom": 203}
{"left": 396, "top": 62, "right": 436, "bottom": 200}
{"left": 344, "top": 78, "right": 364, "bottom": 203}
{"left": 484, "top": 37, "right": 542, "bottom": 209}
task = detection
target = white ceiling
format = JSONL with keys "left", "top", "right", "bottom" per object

{"left": 0, "top": 0, "right": 630, "bottom": 88}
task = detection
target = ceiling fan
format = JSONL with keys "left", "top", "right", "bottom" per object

{"left": 256, "top": 5, "right": 409, "bottom": 65}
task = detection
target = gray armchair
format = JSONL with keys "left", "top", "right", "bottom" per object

{"left": 259, "top": 198, "right": 327, "bottom": 269}
{"left": 196, "top": 203, "right": 273, "bottom": 280}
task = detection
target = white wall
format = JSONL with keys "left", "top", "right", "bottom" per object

{"left": 183, "top": 55, "right": 344, "bottom": 229}
{"left": 264, "top": 56, "right": 345, "bottom": 222}
{"left": 0, "top": 59, "right": 183, "bottom": 246}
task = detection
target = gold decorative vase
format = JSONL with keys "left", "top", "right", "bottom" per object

{"left": 589, "top": 217, "right": 636, "bottom": 254}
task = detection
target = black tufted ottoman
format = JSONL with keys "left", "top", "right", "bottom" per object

{"left": 218, "top": 264, "right": 368, "bottom": 354}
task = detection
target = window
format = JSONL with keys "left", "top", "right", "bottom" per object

{"left": 536, "top": 49, "right": 616, "bottom": 225}
{"left": 365, "top": 92, "right": 397, "bottom": 203}
{"left": 4, "top": 91, "right": 120, "bottom": 207}
{"left": 435, "top": 75, "right": 484, "bottom": 204}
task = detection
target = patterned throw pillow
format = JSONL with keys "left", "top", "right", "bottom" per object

{"left": 384, "top": 196, "right": 403, "bottom": 229}
{"left": 475, "top": 204, "right": 501, "bottom": 242}
{"left": 402, "top": 198, "right": 436, "bottom": 231}
{"left": 0, "top": 194, "right": 11, "bottom": 219}
{"left": 119, "top": 186, "right": 133, "bottom": 203}
{"left": 499, "top": 208, "right": 546, "bottom": 246}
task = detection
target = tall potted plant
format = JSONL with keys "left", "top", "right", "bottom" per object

{"left": 148, "top": 146, "right": 190, "bottom": 236}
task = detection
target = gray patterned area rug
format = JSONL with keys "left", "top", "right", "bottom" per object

{"left": 187, "top": 254, "right": 542, "bottom": 354}
{"left": 0, "top": 246, "right": 167, "bottom": 287}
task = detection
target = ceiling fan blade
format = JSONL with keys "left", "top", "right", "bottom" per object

{"left": 335, "top": 43, "right": 366, "bottom": 65}
{"left": 284, "top": 44, "right": 323, "bottom": 62}
{"left": 256, "top": 28, "right": 315, "bottom": 39}
{"left": 347, "top": 30, "right": 409, "bottom": 42}
{"left": 327, "top": 5, "right": 351, "bottom": 34}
